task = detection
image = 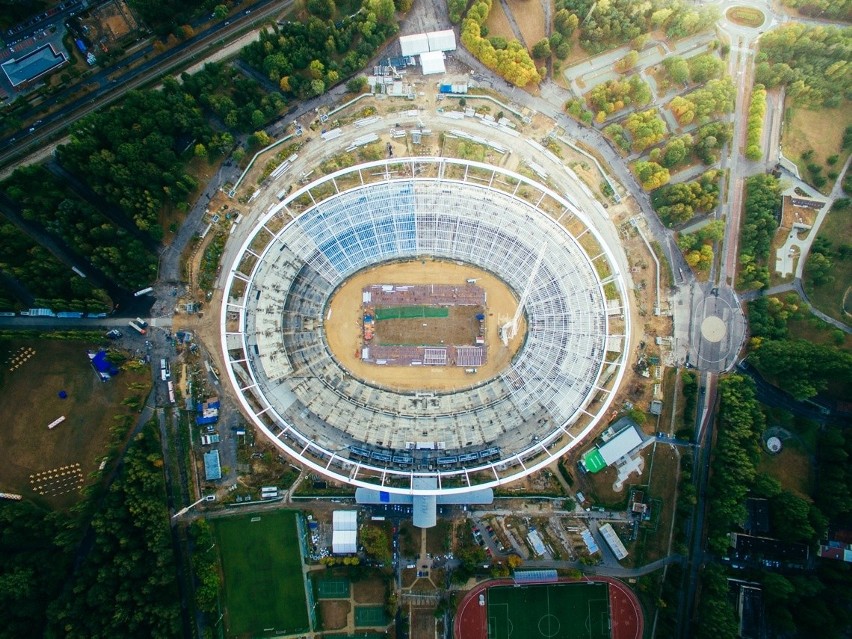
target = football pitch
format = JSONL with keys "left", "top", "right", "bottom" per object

{"left": 214, "top": 511, "right": 309, "bottom": 637}
{"left": 486, "top": 582, "right": 610, "bottom": 639}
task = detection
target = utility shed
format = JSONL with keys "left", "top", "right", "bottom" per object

{"left": 332, "top": 510, "right": 358, "bottom": 554}
{"left": 400, "top": 33, "right": 430, "bottom": 57}
{"left": 419, "top": 50, "right": 446, "bottom": 75}
{"left": 427, "top": 29, "right": 456, "bottom": 52}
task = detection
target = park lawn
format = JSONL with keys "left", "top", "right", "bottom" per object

{"left": 802, "top": 208, "right": 852, "bottom": 325}
{"left": 757, "top": 439, "right": 813, "bottom": 500}
{"left": 781, "top": 104, "right": 851, "bottom": 193}
{"left": 214, "top": 510, "right": 309, "bottom": 637}
{"left": 0, "top": 338, "right": 149, "bottom": 509}
{"left": 634, "top": 443, "right": 681, "bottom": 565}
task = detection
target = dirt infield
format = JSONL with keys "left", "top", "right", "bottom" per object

{"left": 319, "top": 600, "right": 350, "bottom": 630}
{"left": 455, "top": 577, "right": 643, "bottom": 639}
{"left": 374, "top": 305, "right": 483, "bottom": 347}
{"left": 325, "top": 260, "right": 526, "bottom": 392}
{"left": 353, "top": 577, "right": 387, "bottom": 604}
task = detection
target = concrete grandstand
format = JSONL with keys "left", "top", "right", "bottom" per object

{"left": 220, "top": 157, "right": 630, "bottom": 505}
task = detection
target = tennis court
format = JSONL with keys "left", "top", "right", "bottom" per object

{"left": 486, "top": 582, "right": 610, "bottom": 639}
{"left": 354, "top": 606, "right": 387, "bottom": 627}
{"left": 316, "top": 576, "right": 351, "bottom": 599}
{"left": 374, "top": 306, "right": 449, "bottom": 320}
{"left": 213, "top": 511, "right": 309, "bottom": 636}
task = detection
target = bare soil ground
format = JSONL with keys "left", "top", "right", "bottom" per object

{"left": 410, "top": 606, "right": 437, "bottom": 639}
{"left": 319, "top": 600, "right": 350, "bottom": 630}
{"left": 325, "top": 260, "right": 525, "bottom": 392}
{"left": 374, "top": 305, "right": 484, "bottom": 347}
{"left": 86, "top": 0, "right": 139, "bottom": 43}
{"left": 353, "top": 577, "right": 387, "bottom": 604}
{"left": 0, "top": 339, "right": 149, "bottom": 508}
{"left": 485, "top": 0, "right": 516, "bottom": 42}
{"left": 507, "top": 0, "right": 547, "bottom": 48}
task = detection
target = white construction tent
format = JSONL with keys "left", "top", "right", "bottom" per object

{"left": 399, "top": 33, "right": 430, "bottom": 57}
{"left": 420, "top": 50, "right": 446, "bottom": 75}
{"left": 427, "top": 29, "right": 456, "bottom": 52}
{"left": 332, "top": 510, "right": 358, "bottom": 554}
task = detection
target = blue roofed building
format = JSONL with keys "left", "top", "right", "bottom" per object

{"left": 203, "top": 450, "right": 221, "bottom": 481}
{"left": 2, "top": 44, "right": 67, "bottom": 87}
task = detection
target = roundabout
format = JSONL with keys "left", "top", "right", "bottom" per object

{"left": 220, "top": 157, "right": 631, "bottom": 495}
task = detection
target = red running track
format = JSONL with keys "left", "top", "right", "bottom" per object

{"left": 454, "top": 576, "right": 643, "bottom": 639}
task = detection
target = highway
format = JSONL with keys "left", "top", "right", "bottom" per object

{"left": 0, "top": 0, "right": 291, "bottom": 173}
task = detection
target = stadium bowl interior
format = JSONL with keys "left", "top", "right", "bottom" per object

{"left": 220, "top": 157, "right": 630, "bottom": 495}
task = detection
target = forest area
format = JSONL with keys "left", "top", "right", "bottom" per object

{"left": 0, "top": 423, "right": 182, "bottom": 639}
{"left": 698, "top": 374, "right": 852, "bottom": 639}
{"left": 0, "top": 0, "right": 408, "bottom": 313}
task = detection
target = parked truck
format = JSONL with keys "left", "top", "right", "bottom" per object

{"left": 128, "top": 320, "right": 146, "bottom": 335}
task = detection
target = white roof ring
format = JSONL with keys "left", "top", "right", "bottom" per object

{"left": 220, "top": 157, "right": 631, "bottom": 496}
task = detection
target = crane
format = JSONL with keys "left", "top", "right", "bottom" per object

{"left": 500, "top": 242, "right": 548, "bottom": 345}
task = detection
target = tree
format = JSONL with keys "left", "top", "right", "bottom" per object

{"left": 213, "top": 4, "right": 228, "bottom": 19}
{"left": 554, "top": 9, "right": 579, "bottom": 38}
{"left": 687, "top": 53, "right": 724, "bottom": 83}
{"left": 624, "top": 109, "right": 667, "bottom": 151}
{"left": 347, "top": 76, "right": 368, "bottom": 93}
{"left": 307, "top": 0, "right": 336, "bottom": 19}
{"left": 634, "top": 161, "right": 670, "bottom": 190}
{"left": 360, "top": 525, "right": 391, "bottom": 562}
{"left": 615, "top": 50, "right": 639, "bottom": 73}
{"left": 750, "top": 339, "right": 852, "bottom": 400}
{"left": 663, "top": 56, "right": 690, "bottom": 84}
{"left": 531, "top": 38, "right": 551, "bottom": 59}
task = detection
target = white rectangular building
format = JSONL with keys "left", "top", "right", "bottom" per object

{"left": 419, "top": 50, "right": 446, "bottom": 75}
{"left": 400, "top": 33, "right": 430, "bottom": 57}
{"left": 427, "top": 29, "right": 457, "bottom": 52}
{"left": 332, "top": 510, "right": 358, "bottom": 554}
{"left": 599, "top": 523, "right": 628, "bottom": 560}
{"left": 597, "top": 424, "right": 643, "bottom": 466}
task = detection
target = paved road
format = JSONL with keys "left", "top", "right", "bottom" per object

{"left": 0, "top": 0, "right": 291, "bottom": 173}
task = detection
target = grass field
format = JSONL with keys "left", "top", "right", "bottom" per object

{"left": 374, "top": 306, "right": 449, "bottom": 320}
{"left": 374, "top": 305, "right": 481, "bottom": 347}
{"left": 757, "top": 439, "right": 813, "bottom": 499}
{"left": 803, "top": 207, "right": 852, "bottom": 325}
{"left": 0, "top": 338, "right": 149, "bottom": 508}
{"left": 214, "top": 511, "right": 309, "bottom": 637}
{"left": 781, "top": 104, "right": 851, "bottom": 194}
{"left": 487, "top": 582, "right": 610, "bottom": 639}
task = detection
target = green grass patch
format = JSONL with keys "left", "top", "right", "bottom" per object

{"left": 214, "top": 511, "right": 309, "bottom": 637}
{"left": 486, "top": 582, "right": 610, "bottom": 639}
{"left": 725, "top": 7, "right": 764, "bottom": 27}
{"left": 354, "top": 605, "right": 387, "bottom": 627}
{"left": 756, "top": 438, "right": 813, "bottom": 500}
{"left": 803, "top": 207, "right": 852, "bottom": 325}
{"left": 374, "top": 306, "right": 449, "bottom": 320}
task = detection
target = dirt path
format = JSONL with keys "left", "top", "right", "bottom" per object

{"left": 497, "top": 0, "right": 528, "bottom": 48}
